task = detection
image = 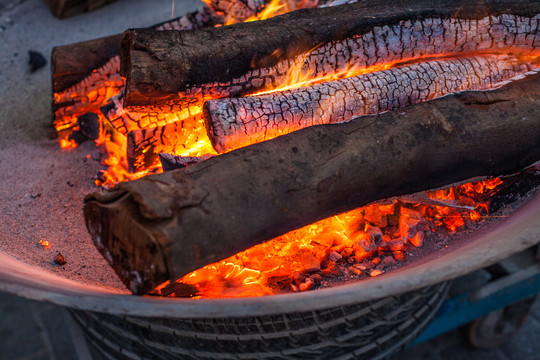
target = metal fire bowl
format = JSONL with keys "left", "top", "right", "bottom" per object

{"left": 0, "top": 193, "right": 539, "bottom": 318}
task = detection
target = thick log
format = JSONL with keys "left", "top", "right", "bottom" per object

{"left": 120, "top": 0, "right": 540, "bottom": 109}
{"left": 44, "top": 0, "right": 118, "bottom": 19}
{"left": 205, "top": 54, "right": 534, "bottom": 152}
{"left": 84, "top": 71, "right": 540, "bottom": 294}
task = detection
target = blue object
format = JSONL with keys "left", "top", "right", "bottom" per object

{"left": 412, "top": 261, "right": 540, "bottom": 345}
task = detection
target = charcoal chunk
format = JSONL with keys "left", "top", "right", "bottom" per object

{"left": 77, "top": 112, "right": 100, "bottom": 140}
{"left": 28, "top": 50, "right": 46, "bottom": 73}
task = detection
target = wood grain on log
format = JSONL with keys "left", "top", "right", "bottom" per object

{"left": 205, "top": 55, "right": 535, "bottom": 152}
{"left": 85, "top": 71, "right": 540, "bottom": 294}
{"left": 120, "top": 0, "right": 540, "bottom": 109}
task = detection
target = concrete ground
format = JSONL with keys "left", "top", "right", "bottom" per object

{"left": 1, "top": 0, "right": 539, "bottom": 359}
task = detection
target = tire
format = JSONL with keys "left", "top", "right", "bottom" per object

{"left": 71, "top": 281, "right": 450, "bottom": 360}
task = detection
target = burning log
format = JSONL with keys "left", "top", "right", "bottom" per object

{"left": 52, "top": 35, "right": 121, "bottom": 99}
{"left": 51, "top": 4, "right": 220, "bottom": 94}
{"left": 120, "top": 0, "right": 540, "bottom": 109}
{"left": 51, "top": 0, "right": 263, "bottom": 94}
{"left": 84, "top": 72, "right": 540, "bottom": 294}
{"left": 126, "top": 53, "right": 537, "bottom": 167}
{"left": 204, "top": 54, "right": 533, "bottom": 152}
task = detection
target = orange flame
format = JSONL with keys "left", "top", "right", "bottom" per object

{"left": 152, "top": 178, "right": 503, "bottom": 299}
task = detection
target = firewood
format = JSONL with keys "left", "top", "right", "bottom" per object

{"left": 52, "top": 35, "right": 121, "bottom": 95}
{"left": 483, "top": 167, "right": 540, "bottom": 213}
{"left": 120, "top": 0, "right": 540, "bottom": 110}
{"left": 205, "top": 54, "right": 534, "bottom": 152}
{"left": 84, "top": 71, "right": 540, "bottom": 294}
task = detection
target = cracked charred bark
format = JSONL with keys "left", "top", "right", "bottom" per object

{"left": 84, "top": 72, "right": 540, "bottom": 295}
{"left": 205, "top": 54, "right": 534, "bottom": 152}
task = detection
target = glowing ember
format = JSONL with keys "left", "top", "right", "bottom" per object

{"left": 38, "top": 240, "right": 50, "bottom": 248}
{"left": 151, "top": 178, "right": 503, "bottom": 299}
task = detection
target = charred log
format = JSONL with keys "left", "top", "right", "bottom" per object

{"left": 85, "top": 72, "right": 540, "bottom": 294}
{"left": 486, "top": 166, "right": 540, "bottom": 213}
{"left": 205, "top": 54, "right": 534, "bottom": 152}
{"left": 52, "top": 35, "right": 121, "bottom": 96}
{"left": 120, "top": 0, "right": 540, "bottom": 109}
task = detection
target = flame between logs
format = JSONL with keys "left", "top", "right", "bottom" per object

{"left": 150, "top": 178, "right": 504, "bottom": 298}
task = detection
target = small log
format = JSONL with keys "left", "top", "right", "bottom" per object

{"left": 485, "top": 166, "right": 540, "bottom": 213}
{"left": 120, "top": 0, "right": 540, "bottom": 109}
{"left": 44, "top": 0, "right": 118, "bottom": 19}
{"left": 84, "top": 72, "right": 540, "bottom": 294}
{"left": 205, "top": 54, "right": 533, "bottom": 152}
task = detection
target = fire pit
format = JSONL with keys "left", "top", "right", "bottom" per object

{"left": 1, "top": 0, "right": 540, "bottom": 358}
